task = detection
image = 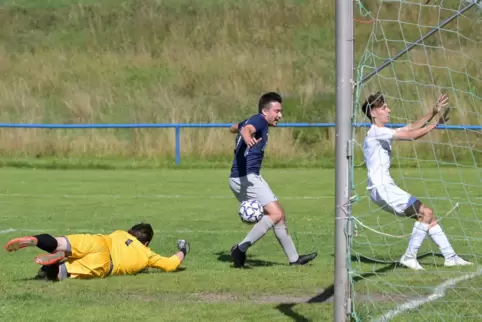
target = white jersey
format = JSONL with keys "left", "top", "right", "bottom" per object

{"left": 363, "top": 125, "right": 397, "bottom": 189}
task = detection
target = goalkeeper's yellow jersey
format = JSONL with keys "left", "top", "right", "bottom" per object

{"left": 107, "top": 230, "right": 181, "bottom": 276}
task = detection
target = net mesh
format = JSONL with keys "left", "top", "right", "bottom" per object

{"left": 350, "top": 0, "right": 482, "bottom": 320}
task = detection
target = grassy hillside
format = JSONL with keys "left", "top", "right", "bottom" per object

{"left": 0, "top": 0, "right": 480, "bottom": 166}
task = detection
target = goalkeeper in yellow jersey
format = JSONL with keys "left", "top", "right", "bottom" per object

{"left": 3, "top": 223, "right": 190, "bottom": 281}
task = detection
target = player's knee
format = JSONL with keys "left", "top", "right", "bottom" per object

{"left": 268, "top": 211, "right": 284, "bottom": 224}
{"left": 55, "top": 237, "right": 69, "bottom": 253}
{"left": 419, "top": 205, "right": 435, "bottom": 224}
{"left": 263, "top": 202, "right": 285, "bottom": 224}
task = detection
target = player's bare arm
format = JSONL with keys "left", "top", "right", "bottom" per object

{"left": 240, "top": 124, "right": 262, "bottom": 147}
{"left": 399, "top": 94, "right": 449, "bottom": 132}
{"left": 398, "top": 110, "right": 436, "bottom": 132}
{"left": 394, "top": 122, "right": 437, "bottom": 141}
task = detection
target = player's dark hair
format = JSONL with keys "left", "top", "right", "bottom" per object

{"left": 362, "top": 91, "right": 385, "bottom": 122}
{"left": 128, "top": 223, "right": 154, "bottom": 245}
{"left": 258, "top": 92, "right": 282, "bottom": 113}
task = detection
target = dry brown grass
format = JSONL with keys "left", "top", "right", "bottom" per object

{"left": 0, "top": 0, "right": 480, "bottom": 164}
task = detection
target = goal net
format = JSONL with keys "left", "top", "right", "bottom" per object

{"left": 350, "top": 0, "right": 482, "bottom": 321}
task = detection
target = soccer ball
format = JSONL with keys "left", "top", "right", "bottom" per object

{"left": 238, "top": 199, "right": 264, "bottom": 224}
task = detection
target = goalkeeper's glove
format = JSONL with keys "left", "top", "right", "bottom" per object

{"left": 438, "top": 107, "right": 451, "bottom": 124}
{"left": 177, "top": 239, "right": 190, "bottom": 256}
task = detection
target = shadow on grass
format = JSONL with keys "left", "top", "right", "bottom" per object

{"left": 275, "top": 252, "right": 442, "bottom": 321}
{"left": 140, "top": 267, "right": 188, "bottom": 274}
{"left": 15, "top": 266, "right": 188, "bottom": 283}
{"left": 214, "top": 250, "right": 282, "bottom": 268}
{"left": 15, "top": 276, "right": 56, "bottom": 282}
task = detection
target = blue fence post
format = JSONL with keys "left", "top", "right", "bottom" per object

{"left": 175, "top": 126, "right": 181, "bottom": 165}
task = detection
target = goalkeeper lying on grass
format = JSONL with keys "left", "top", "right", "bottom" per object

{"left": 361, "top": 92, "right": 472, "bottom": 270}
{"left": 4, "top": 223, "right": 189, "bottom": 281}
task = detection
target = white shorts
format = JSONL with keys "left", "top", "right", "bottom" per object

{"left": 369, "top": 184, "right": 418, "bottom": 216}
{"left": 229, "top": 173, "right": 278, "bottom": 206}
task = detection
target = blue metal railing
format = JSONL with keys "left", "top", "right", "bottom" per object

{"left": 0, "top": 122, "right": 479, "bottom": 164}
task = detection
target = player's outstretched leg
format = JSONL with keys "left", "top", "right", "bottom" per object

{"left": 230, "top": 214, "right": 275, "bottom": 268}
{"left": 4, "top": 236, "right": 38, "bottom": 252}
{"left": 400, "top": 203, "right": 472, "bottom": 270}
{"left": 400, "top": 221, "right": 427, "bottom": 270}
{"left": 272, "top": 214, "right": 317, "bottom": 265}
{"left": 230, "top": 201, "right": 317, "bottom": 267}
{"left": 4, "top": 234, "right": 59, "bottom": 253}
{"left": 421, "top": 205, "right": 472, "bottom": 267}
{"left": 5, "top": 234, "right": 70, "bottom": 257}
{"left": 34, "top": 251, "right": 66, "bottom": 266}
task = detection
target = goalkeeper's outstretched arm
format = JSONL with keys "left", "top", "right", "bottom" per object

{"left": 148, "top": 252, "right": 183, "bottom": 272}
{"left": 147, "top": 240, "right": 190, "bottom": 272}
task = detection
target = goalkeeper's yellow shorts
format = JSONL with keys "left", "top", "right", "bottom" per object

{"left": 62, "top": 234, "right": 113, "bottom": 279}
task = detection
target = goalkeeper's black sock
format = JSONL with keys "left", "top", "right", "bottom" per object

{"left": 34, "top": 234, "right": 58, "bottom": 253}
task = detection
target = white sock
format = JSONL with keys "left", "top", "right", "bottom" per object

{"left": 273, "top": 222, "right": 299, "bottom": 263}
{"left": 428, "top": 224, "right": 456, "bottom": 259}
{"left": 405, "top": 222, "right": 429, "bottom": 256}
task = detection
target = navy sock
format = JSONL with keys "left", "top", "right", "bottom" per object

{"left": 34, "top": 234, "right": 58, "bottom": 253}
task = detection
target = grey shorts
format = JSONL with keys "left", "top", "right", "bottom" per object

{"left": 229, "top": 173, "right": 278, "bottom": 206}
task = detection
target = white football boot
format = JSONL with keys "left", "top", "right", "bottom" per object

{"left": 444, "top": 255, "right": 473, "bottom": 267}
{"left": 400, "top": 253, "right": 425, "bottom": 270}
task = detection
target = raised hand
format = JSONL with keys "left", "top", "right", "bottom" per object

{"left": 432, "top": 94, "right": 449, "bottom": 116}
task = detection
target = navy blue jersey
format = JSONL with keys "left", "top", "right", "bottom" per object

{"left": 230, "top": 114, "right": 269, "bottom": 178}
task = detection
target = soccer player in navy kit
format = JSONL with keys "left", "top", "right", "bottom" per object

{"left": 228, "top": 92, "right": 318, "bottom": 268}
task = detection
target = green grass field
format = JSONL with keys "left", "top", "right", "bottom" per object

{"left": 0, "top": 167, "right": 480, "bottom": 321}
{"left": 0, "top": 0, "right": 480, "bottom": 320}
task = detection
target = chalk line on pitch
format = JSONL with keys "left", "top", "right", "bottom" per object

{"left": 373, "top": 267, "right": 482, "bottom": 322}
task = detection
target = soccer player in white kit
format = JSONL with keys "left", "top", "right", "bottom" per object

{"left": 362, "top": 91, "right": 472, "bottom": 270}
